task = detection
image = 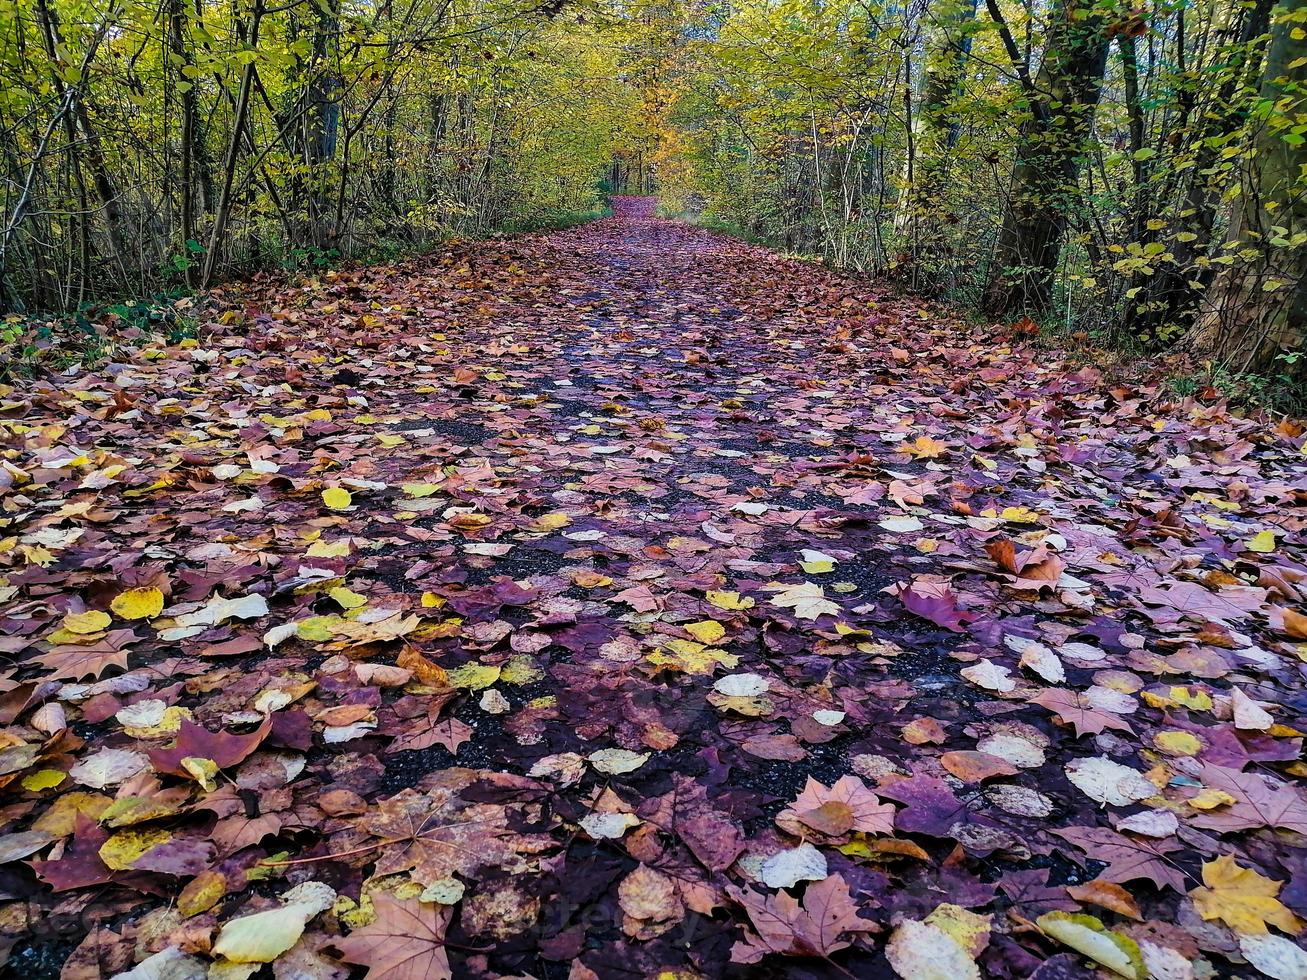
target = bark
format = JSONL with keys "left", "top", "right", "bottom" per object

{"left": 306, "top": 0, "right": 342, "bottom": 245}
{"left": 202, "top": 0, "right": 265, "bottom": 286}
{"left": 898, "top": 0, "right": 978, "bottom": 282}
{"left": 1191, "top": 0, "right": 1307, "bottom": 373}
{"left": 34, "top": 0, "right": 130, "bottom": 276}
{"left": 982, "top": 0, "right": 1109, "bottom": 317}
{"left": 1124, "top": 0, "right": 1273, "bottom": 341}
{"left": 170, "top": 0, "right": 198, "bottom": 285}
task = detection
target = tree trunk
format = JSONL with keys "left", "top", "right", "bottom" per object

{"left": 1191, "top": 0, "right": 1307, "bottom": 373}
{"left": 169, "top": 0, "right": 198, "bottom": 285}
{"left": 982, "top": 0, "right": 1109, "bottom": 317}
{"left": 897, "top": 0, "right": 977, "bottom": 285}
{"left": 306, "top": 0, "right": 341, "bottom": 246}
{"left": 1125, "top": 0, "right": 1273, "bottom": 342}
{"left": 202, "top": 0, "right": 264, "bottom": 286}
{"left": 34, "top": 0, "right": 130, "bottom": 279}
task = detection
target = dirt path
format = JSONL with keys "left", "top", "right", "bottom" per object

{"left": 5, "top": 196, "right": 1307, "bottom": 978}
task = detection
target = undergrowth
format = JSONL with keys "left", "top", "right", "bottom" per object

{"left": 0, "top": 204, "right": 611, "bottom": 380}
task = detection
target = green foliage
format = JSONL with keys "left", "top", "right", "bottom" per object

{"left": 1169, "top": 359, "right": 1307, "bottom": 417}
{"left": 0, "top": 0, "right": 633, "bottom": 313}
{"left": 646, "top": 0, "right": 1305, "bottom": 373}
{"left": 0, "top": 295, "right": 196, "bottom": 379}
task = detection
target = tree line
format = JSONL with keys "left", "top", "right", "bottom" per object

{"left": 2, "top": 0, "right": 1305, "bottom": 380}
{"left": 0, "top": 0, "right": 653, "bottom": 313}
{"left": 653, "top": 0, "right": 1307, "bottom": 378}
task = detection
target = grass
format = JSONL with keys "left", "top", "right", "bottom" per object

{"left": 1167, "top": 361, "right": 1307, "bottom": 418}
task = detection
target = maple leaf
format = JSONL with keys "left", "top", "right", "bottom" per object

{"left": 640, "top": 775, "right": 745, "bottom": 871}
{"left": 902, "top": 435, "right": 948, "bottom": 459}
{"left": 1190, "top": 855, "right": 1303, "bottom": 936}
{"left": 29, "top": 814, "right": 157, "bottom": 894}
{"left": 728, "top": 875, "right": 874, "bottom": 963}
{"left": 614, "top": 584, "right": 664, "bottom": 612}
{"left": 34, "top": 631, "right": 136, "bottom": 680}
{"left": 767, "top": 582, "right": 841, "bottom": 620}
{"left": 335, "top": 893, "right": 452, "bottom": 980}
{"left": 147, "top": 716, "right": 272, "bottom": 775}
{"left": 874, "top": 774, "right": 978, "bottom": 837}
{"left": 386, "top": 716, "right": 473, "bottom": 755}
{"left": 353, "top": 787, "right": 521, "bottom": 886}
{"left": 1053, "top": 826, "right": 1187, "bottom": 893}
{"left": 776, "top": 775, "right": 895, "bottom": 837}
{"left": 985, "top": 538, "right": 1065, "bottom": 591}
{"left": 1028, "top": 688, "right": 1133, "bottom": 737}
{"left": 888, "top": 578, "right": 975, "bottom": 632}
{"left": 1135, "top": 581, "right": 1266, "bottom": 625}
{"left": 1187, "top": 764, "right": 1307, "bottom": 835}
{"left": 998, "top": 869, "right": 1080, "bottom": 916}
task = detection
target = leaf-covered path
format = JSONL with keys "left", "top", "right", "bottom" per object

{"left": 6, "top": 196, "right": 1307, "bottom": 978}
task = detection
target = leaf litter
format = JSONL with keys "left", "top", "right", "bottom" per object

{"left": 1, "top": 196, "right": 1306, "bottom": 976}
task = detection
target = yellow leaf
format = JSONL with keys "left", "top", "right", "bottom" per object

{"left": 1245, "top": 530, "right": 1277, "bottom": 553}
{"left": 1152, "top": 730, "right": 1202, "bottom": 756}
{"left": 499, "top": 655, "right": 544, "bottom": 685}
{"left": 122, "top": 705, "right": 192, "bottom": 739}
{"left": 1190, "top": 855, "right": 1303, "bottom": 935}
{"left": 533, "top": 512, "right": 571, "bottom": 531}
{"left": 684, "top": 620, "right": 727, "bottom": 644}
{"left": 401, "top": 483, "right": 441, "bottom": 498}
{"left": 212, "top": 903, "right": 311, "bottom": 963}
{"left": 99, "top": 827, "right": 171, "bottom": 870}
{"left": 706, "top": 590, "right": 754, "bottom": 610}
{"left": 179, "top": 869, "right": 227, "bottom": 917}
{"left": 648, "top": 644, "right": 739, "bottom": 675}
{"left": 295, "top": 616, "right": 338, "bottom": 642}
{"left": 1161, "top": 685, "right": 1212, "bottom": 711}
{"left": 63, "top": 610, "right": 110, "bottom": 635}
{"left": 925, "top": 903, "right": 991, "bottom": 957}
{"left": 328, "top": 587, "right": 367, "bottom": 610}
{"left": 321, "top": 487, "right": 353, "bottom": 510}
{"left": 421, "top": 592, "right": 446, "bottom": 608}
{"left": 21, "top": 769, "right": 66, "bottom": 792}
{"left": 572, "top": 570, "right": 613, "bottom": 588}
{"left": 306, "top": 539, "right": 351, "bottom": 558}
{"left": 182, "top": 757, "right": 219, "bottom": 792}
{"left": 110, "top": 586, "right": 164, "bottom": 620}
{"left": 1189, "top": 789, "right": 1236, "bottom": 810}
{"left": 1037, "top": 912, "right": 1145, "bottom": 978}
{"left": 447, "top": 664, "right": 501, "bottom": 690}
{"left": 903, "top": 436, "right": 947, "bottom": 459}
{"left": 999, "top": 506, "right": 1042, "bottom": 524}
{"left": 32, "top": 792, "right": 111, "bottom": 834}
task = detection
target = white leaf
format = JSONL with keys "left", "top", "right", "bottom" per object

{"left": 960, "top": 660, "right": 1014, "bottom": 693}
{"left": 713, "top": 673, "right": 770, "bottom": 697}
{"left": 1239, "top": 934, "right": 1307, "bottom": 980}
{"left": 580, "top": 812, "right": 641, "bottom": 839}
{"left": 886, "top": 919, "right": 980, "bottom": 980}
{"left": 1066, "top": 758, "right": 1156, "bottom": 807}
{"left": 760, "top": 843, "right": 828, "bottom": 889}
{"left": 587, "top": 748, "right": 649, "bottom": 775}
{"left": 69, "top": 748, "right": 150, "bottom": 788}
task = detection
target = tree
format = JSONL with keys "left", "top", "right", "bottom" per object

{"left": 898, "top": 0, "right": 978, "bottom": 284}
{"left": 981, "top": 0, "right": 1110, "bottom": 317}
{"left": 1190, "top": 0, "right": 1307, "bottom": 373}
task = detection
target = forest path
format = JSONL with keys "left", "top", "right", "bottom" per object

{"left": 7, "top": 195, "right": 1307, "bottom": 978}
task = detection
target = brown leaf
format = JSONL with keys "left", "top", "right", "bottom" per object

{"left": 334, "top": 893, "right": 451, "bottom": 980}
